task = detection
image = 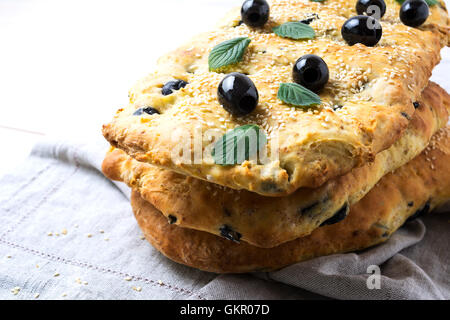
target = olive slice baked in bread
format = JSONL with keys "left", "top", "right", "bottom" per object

{"left": 130, "top": 125, "right": 450, "bottom": 273}
{"left": 103, "top": 82, "right": 449, "bottom": 248}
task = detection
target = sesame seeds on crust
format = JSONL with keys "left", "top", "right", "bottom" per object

{"left": 102, "top": 82, "right": 450, "bottom": 247}
{"left": 102, "top": 0, "right": 450, "bottom": 196}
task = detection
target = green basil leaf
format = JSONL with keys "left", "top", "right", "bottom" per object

{"left": 277, "top": 83, "right": 321, "bottom": 107}
{"left": 395, "top": 0, "right": 437, "bottom": 6}
{"left": 208, "top": 37, "right": 251, "bottom": 71}
{"left": 212, "top": 124, "right": 267, "bottom": 165}
{"left": 424, "top": 0, "right": 438, "bottom": 6}
{"left": 273, "top": 22, "right": 315, "bottom": 40}
{"left": 310, "top": 0, "right": 326, "bottom": 2}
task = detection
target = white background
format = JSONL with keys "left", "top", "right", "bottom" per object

{"left": 0, "top": 0, "right": 448, "bottom": 176}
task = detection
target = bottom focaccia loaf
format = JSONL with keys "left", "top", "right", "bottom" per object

{"left": 130, "top": 127, "right": 450, "bottom": 273}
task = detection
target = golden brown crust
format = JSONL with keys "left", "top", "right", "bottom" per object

{"left": 104, "top": 82, "right": 450, "bottom": 248}
{"left": 130, "top": 126, "right": 450, "bottom": 273}
{"left": 103, "top": 0, "right": 450, "bottom": 196}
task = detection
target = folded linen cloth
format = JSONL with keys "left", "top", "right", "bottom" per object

{"left": 0, "top": 135, "right": 448, "bottom": 300}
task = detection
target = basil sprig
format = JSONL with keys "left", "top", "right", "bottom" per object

{"left": 212, "top": 124, "right": 267, "bottom": 165}
{"left": 209, "top": 37, "right": 251, "bottom": 71}
{"left": 273, "top": 22, "right": 315, "bottom": 40}
{"left": 277, "top": 83, "right": 321, "bottom": 107}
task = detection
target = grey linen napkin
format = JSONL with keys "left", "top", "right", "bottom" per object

{"left": 0, "top": 136, "right": 448, "bottom": 300}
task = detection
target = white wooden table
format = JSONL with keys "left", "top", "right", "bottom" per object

{"left": 0, "top": 0, "right": 448, "bottom": 177}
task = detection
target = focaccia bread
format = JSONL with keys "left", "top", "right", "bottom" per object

{"left": 131, "top": 126, "right": 450, "bottom": 273}
{"left": 103, "top": 0, "right": 450, "bottom": 196}
{"left": 103, "top": 82, "right": 449, "bottom": 248}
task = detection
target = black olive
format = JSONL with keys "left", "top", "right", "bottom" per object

{"left": 341, "top": 15, "right": 382, "bottom": 47}
{"left": 400, "top": 0, "right": 429, "bottom": 28}
{"left": 217, "top": 72, "right": 259, "bottom": 117}
{"left": 133, "top": 107, "right": 160, "bottom": 116}
{"left": 219, "top": 225, "right": 242, "bottom": 243}
{"left": 356, "top": 0, "right": 386, "bottom": 19}
{"left": 293, "top": 54, "right": 329, "bottom": 93}
{"left": 162, "top": 79, "right": 188, "bottom": 96}
{"left": 413, "top": 101, "right": 420, "bottom": 109}
{"left": 298, "top": 201, "right": 321, "bottom": 216}
{"left": 167, "top": 215, "right": 177, "bottom": 225}
{"left": 401, "top": 112, "right": 411, "bottom": 120}
{"left": 320, "top": 203, "right": 350, "bottom": 226}
{"left": 408, "top": 201, "right": 414, "bottom": 207}
{"left": 406, "top": 201, "right": 431, "bottom": 222}
{"left": 300, "top": 13, "right": 319, "bottom": 25}
{"left": 241, "top": 0, "right": 270, "bottom": 28}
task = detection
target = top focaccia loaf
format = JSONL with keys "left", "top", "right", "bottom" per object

{"left": 103, "top": 0, "right": 450, "bottom": 196}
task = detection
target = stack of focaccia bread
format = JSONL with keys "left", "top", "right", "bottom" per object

{"left": 102, "top": 0, "right": 450, "bottom": 273}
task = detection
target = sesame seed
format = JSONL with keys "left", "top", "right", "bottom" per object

{"left": 111, "top": 1, "right": 438, "bottom": 185}
{"left": 11, "top": 287, "right": 20, "bottom": 295}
